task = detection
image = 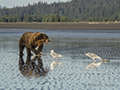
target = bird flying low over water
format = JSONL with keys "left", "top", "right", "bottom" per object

{"left": 85, "top": 53, "right": 110, "bottom": 62}
{"left": 50, "top": 50, "right": 63, "bottom": 61}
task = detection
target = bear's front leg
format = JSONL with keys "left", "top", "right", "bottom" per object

{"left": 30, "top": 46, "right": 41, "bottom": 55}
{"left": 26, "top": 47, "right": 33, "bottom": 56}
{"left": 19, "top": 45, "right": 25, "bottom": 57}
{"left": 35, "top": 46, "right": 42, "bottom": 56}
{"left": 36, "top": 45, "right": 43, "bottom": 55}
{"left": 29, "top": 41, "right": 44, "bottom": 55}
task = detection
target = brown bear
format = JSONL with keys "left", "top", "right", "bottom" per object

{"left": 19, "top": 32, "right": 50, "bottom": 57}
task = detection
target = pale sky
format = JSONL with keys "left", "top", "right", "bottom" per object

{"left": 0, "top": 0, "right": 70, "bottom": 8}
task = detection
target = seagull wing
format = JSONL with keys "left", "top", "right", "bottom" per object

{"left": 88, "top": 53, "right": 99, "bottom": 57}
{"left": 86, "top": 53, "right": 102, "bottom": 60}
{"left": 90, "top": 54, "right": 102, "bottom": 60}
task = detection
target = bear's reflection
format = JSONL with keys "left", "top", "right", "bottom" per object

{"left": 19, "top": 55, "right": 49, "bottom": 77}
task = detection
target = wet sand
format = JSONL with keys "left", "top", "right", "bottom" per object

{"left": 0, "top": 22, "right": 120, "bottom": 30}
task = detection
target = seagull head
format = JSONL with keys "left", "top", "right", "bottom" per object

{"left": 50, "top": 50, "right": 54, "bottom": 53}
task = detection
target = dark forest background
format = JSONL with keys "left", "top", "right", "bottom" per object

{"left": 0, "top": 0, "right": 120, "bottom": 22}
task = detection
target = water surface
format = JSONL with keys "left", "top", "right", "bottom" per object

{"left": 0, "top": 29, "right": 120, "bottom": 90}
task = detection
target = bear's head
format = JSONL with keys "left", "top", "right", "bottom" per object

{"left": 41, "top": 33, "right": 50, "bottom": 44}
{"left": 29, "top": 32, "right": 50, "bottom": 46}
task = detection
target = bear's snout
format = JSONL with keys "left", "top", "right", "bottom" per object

{"left": 45, "top": 39, "right": 50, "bottom": 44}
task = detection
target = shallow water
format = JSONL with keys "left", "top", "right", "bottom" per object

{"left": 0, "top": 29, "right": 120, "bottom": 90}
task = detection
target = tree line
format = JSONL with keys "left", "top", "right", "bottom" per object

{"left": 0, "top": 14, "right": 119, "bottom": 22}
{"left": 0, "top": 14, "right": 80, "bottom": 22}
{"left": 0, "top": 0, "right": 120, "bottom": 21}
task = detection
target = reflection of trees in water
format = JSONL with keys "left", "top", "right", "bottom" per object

{"left": 19, "top": 55, "right": 49, "bottom": 77}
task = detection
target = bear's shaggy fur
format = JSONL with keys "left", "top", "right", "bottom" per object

{"left": 19, "top": 32, "right": 50, "bottom": 57}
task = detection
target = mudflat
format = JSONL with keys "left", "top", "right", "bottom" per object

{"left": 0, "top": 22, "right": 120, "bottom": 30}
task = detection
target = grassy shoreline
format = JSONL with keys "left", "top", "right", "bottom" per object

{"left": 0, "top": 22, "right": 120, "bottom": 30}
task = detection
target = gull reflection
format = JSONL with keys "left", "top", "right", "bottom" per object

{"left": 50, "top": 60, "right": 61, "bottom": 70}
{"left": 19, "top": 55, "right": 49, "bottom": 77}
{"left": 86, "top": 61, "right": 102, "bottom": 69}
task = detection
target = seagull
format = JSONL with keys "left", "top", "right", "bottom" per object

{"left": 50, "top": 61, "right": 61, "bottom": 70}
{"left": 85, "top": 53, "right": 110, "bottom": 62}
{"left": 50, "top": 50, "right": 63, "bottom": 61}
{"left": 85, "top": 53, "right": 102, "bottom": 62}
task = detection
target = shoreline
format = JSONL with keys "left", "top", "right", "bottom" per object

{"left": 0, "top": 22, "right": 120, "bottom": 30}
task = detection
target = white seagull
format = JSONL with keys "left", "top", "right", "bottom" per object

{"left": 50, "top": 50, "right": 63, "bottom": 61}
{"left": 85, "top": 53, "right": 102, "bottom": 62}
{"left": 85, "top": 53, "right": 110, "bottom": 62}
